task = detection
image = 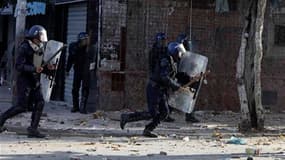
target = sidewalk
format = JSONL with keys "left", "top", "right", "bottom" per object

{"left": 0, "top": 85, "right": 284, "bottom": 138}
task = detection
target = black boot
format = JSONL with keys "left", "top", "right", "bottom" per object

{"left": 71, "top": 95, "right": 79, "bottom": 113}
{"left": 79, "top": 97, "right": 88, "bottom": 114}
{"left": 143, "top": 121, "right": 159, "bottom": 138}
{"left": 27, "top": 111, "right": 46, "bottom": 138}
{"left": 163, "top": 116, "right": 175, "bottom": 122}
{"left": 71, "top": 107, "right": 79, "bottom": 113}
{"left": 27, "top": 127, "right": 46, "bottom": 138}
{"left": 0, "top": 115, "right": 7, "bottom": 132}
{"left": 143, "top": 129, "right": 158, "bottom": 138}
{"left": 120, "top": 112, "right": 152, "bottom": 130}
{"left": 0, "top": 106, "right": 25, "bottom": 132}
{"left": 185, "top": 112, "right": 200, "bottom": 123}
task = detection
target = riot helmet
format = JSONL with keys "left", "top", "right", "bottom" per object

{"left": 168, "top": 42, "right": 180, "bottom": 56}
{"left": 154, "top": 32, "right": 166, "bottom": 48}
{"left": 155, "top": 32, "right": 166, "bottom": 42}
{"left": 168, "top": 41, "right": 185, "bottom": 61}
{"left": 77, "top": 32, "right": 89, "bottom": 47}
{"left": 78, "top": 32, "right": 89, "bottom": 41}
{"left": 27, "top": 25, "right": 48, "bottom": 42}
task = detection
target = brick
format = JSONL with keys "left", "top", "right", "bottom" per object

{"left": 97, "top": 0, "right": 285, "bottom": 112}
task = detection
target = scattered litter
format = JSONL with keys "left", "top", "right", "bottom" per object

{"left": 227, "top": 136, "right": 246, "bottom": 145}
{"left": 47, "top": 118, "right": 58, "bottom": 123}
{"left": 83, "top": 142, "right": 95, "bottom": 145}
{"left": 279, "top": 134, "right": 285, "bottom": 140}
{"left": 111, "top": 144, "right": 121, "bottom": 151}
{"left": 245, "top": 148, "right": 260, "bottom": 156}
{"left": 169, "top": 134, "right": 177, "bottom": 138}
{"left": 93, "top": 111, "right": 105, "bottom": 119}
{"left": 129, "top": 150, "right": 139, "bottom": 152}
{"left": 255, "top": 138, "right": 272, "bottom": 145}
{"left": 128, "top": 137, "right": 138, "bottom": 145}
{"left": 86, "top": 148, "right": 97, "bottom": 152}
{"left": 160, "top": 151, "right": 167, "bottom": 155}
{"left": 80, "top": 119, "right": 87, "bottom": 126}
{"left": 70, "top": 157, "right": 82, "bottom": 160}
{"left": 183, "top": 136, "right": 190, "bottom": 142}
{"left": 262, "top": 142, "right": 271, "bottom": 145}
{"left": 212, "top": 130, "right": 223, "bottom": 139}
{"left": 60, "top": 121, "right": 65, "bottom": 124}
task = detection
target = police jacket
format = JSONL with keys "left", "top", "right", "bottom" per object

{"left": 149, "top": 49, "right": 181, "bottom": 91}
{"left": 66, "top": 42, "right": 91, "bottom": 75}
{"left": 15, "top": 40, "right": 53, "bottom": 88}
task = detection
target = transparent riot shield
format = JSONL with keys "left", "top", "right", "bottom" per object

{"left": 41, "top": 40, "right": 64, "bottom": 102}
{"left": 168, "top": 51, "right": 208, "bottom": 113}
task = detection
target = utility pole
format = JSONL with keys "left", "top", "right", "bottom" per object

{"left": 12, "top": 0, "right": 26, "bottom": 104}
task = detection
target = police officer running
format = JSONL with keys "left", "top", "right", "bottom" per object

{"left": 0, "top": 25, "right": 55, "bottom": 138}
{"left": 120, "top": 34, "right": 188, "bottom": 138}
{"left": 66, "top": 32, "right": 91, "bottom": 114}
{"left": 120, "top": 33, "right": 167, "bottom": 134}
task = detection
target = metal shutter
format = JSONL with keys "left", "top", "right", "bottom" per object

{"left": 64, "top": 2, "right": 87, "bottom": 105}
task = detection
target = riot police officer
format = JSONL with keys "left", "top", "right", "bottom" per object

{"left": 66, "top": 32, "right": 91, "bottom": 114}
{"left": 151, "top": 33, "right": 176, "bottom": 123}
{"left": 121, "top": 39, "right": 188, "bottom": 138}
{"left": 120, "top": 33, "right": 167, "bottom": 135}
{"left": 176, "top": 33, "right": 200, "bottom": 123}
{"left": 0, "top": 25, "right": 55, "bottom": 138}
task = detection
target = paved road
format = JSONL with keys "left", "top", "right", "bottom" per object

{"left": 1, "top": 134, "right": 285, "bottom": 160}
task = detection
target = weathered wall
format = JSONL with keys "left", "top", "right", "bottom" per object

{"left": 97, "top": 0, "right": 127, "bottom": 111}
{"left": 262, "top": 3, "right": 285, "bottom": 111}
{"left": 100, "top": 0, "right": 127, "bottom": 59}
{"left": 125, "top": 0, "right": 243, "bottom": 111}
{"left": 98, "top": 0, "right": 285, "bottom": 112}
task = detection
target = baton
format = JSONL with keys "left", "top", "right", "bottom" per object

{"left": 182, "top": 70, "right": 210, "bottom": 88}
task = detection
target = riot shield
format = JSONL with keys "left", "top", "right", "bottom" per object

{"left": 41, "top": 40, "right": 64, "bottom": 102}
{"left": 168, "top": 51, "right": 208, "bottom": 113}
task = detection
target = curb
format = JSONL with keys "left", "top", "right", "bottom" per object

{"left": 3, "top": 126, "right": 284, "bottom": 139}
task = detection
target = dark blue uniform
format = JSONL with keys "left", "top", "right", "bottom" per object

{"left": 66, "top": 42, "right": 91, "bottom": 113}
{"left": 0, "top": 40, "right": 53, "bottom": 133}
{"left": 120, "top": 37, "right": 181, "bottom": 137}
{"left": 145, "top": 47, "right": 181, "bottom": 132}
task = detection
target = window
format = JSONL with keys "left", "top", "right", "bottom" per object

{"left": 111, "top": 72, "right": 125, "bottom": 91}
{"left": 274, "top": 25, "right": 285, "bottom": 46}
{"left": 228, "top": 0, "right": 238, "bottom": 11}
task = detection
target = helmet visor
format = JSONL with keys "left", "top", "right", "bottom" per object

{"left": 39, "top": 30, "right": 48, "bottom": 42}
